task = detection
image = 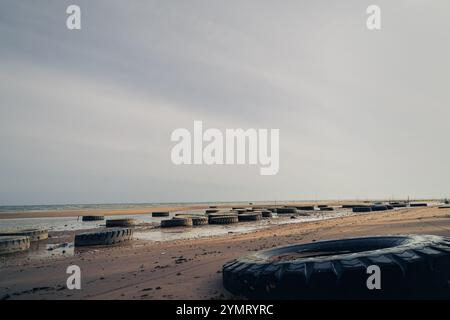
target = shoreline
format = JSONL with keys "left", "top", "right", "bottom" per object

{"left": 1, "top": 206, "right": 449, "bottom": 299}
{"left": 0, "top": 200, "right": 435, "bottom": 220}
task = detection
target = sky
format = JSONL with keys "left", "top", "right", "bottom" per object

{"left": 0, "top": 1, "right": 449, "bottom": 205}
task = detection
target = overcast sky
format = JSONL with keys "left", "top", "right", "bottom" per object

{"left": 0, "top": 1, "right": 449, "bottom": 205}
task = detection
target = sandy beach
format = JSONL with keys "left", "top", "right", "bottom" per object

{"left": 1, "top": 205, "right": 449, "bottom": 300}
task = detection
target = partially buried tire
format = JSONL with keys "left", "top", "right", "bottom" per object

{"left": 161, "top": 217, "right": 193, "bottom": 228}
{"left": 261, "top": 211, "right": 273, "bottom": 218}
{"left": 152, "top": 212, "right": 170, "bottom": 217}
{"left": 371, "top": 205, "right": 388, "bottom": 211}
{"left": 82, "top": 215, "right": 104, "bottom": 221}
{"left": 222, "top": 235, "right": 450, "bottom": 299}
{"left": 106, "top": 218, "right": 136, "bottom": 227}
{"left": 75, "top": 228, "right": 133, "bottom": 247}
{"left": 0, "top": 236, "right": 30, "bottom": 255}
{"left": 410, "top": 203, "right": 428, "bottom": 207}
{"left": 209, "top": 215, "right": 238, "bottom": 225}
{"left": 174, "top": 215, "right": 208, "bottom": 226}
{"left": 276, "top": 208, "right": 297, "bottom": 214}
{"left": 296, "top": 206, "right": 315, "bottom": 210}
{"left": 238, "top": 212, "right": 262, "bottom": 222}
{"left": 0, "top": 229, "right": 48, "bottom": 241}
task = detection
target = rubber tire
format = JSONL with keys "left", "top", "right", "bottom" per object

{"left": 371, "top": 205, "right": 388, "bottom": 211}
{"left": 174, "top": 215, "right": 208, "bottom": 226}
{"left": 319, "top": 207, "right": 334, "bottom": 211}
{"left": 82, "top": 216, "right": 104, "bottom": 221}
{"left": 222, "top": 235, "right": 450, "bottom": 299}
{"left": 152, "top": 212, "right": 170, "bottom": 217}
{"left": 205, "top": 209, "right": 219, "bottom": 214}
{"left": 106, "top": 218, "right": 136, "bottom": 228}
{"left": 353, "top": 207, "right": 372, "bottom": 213}
{"left": 0, "top": 229, "right": 48, "bottom": 241}
{"left": 276, "top": 208, "right": 297, "bottom": 214}
{"left": 207, "top": 213, "right": 236, "bottom": 222}
{"left": 238, "top": 213, "right": 262, "bottom": 222}
{"left": 160, "top": 217, "right": 193, "bottom": 228}
{"left": 261, "top": 211, "right": 273, "bottom": 218}
{"left": 0, "top": 236, "right": 30, "bottom": 255}
{"left": 209, "top": 215, "right": 239, "bottom": 225}
{"left": 296, "top": 206, "right": 315, "bottom": 211}
{"left": 410, "top": 203, "right": 428, "bottom": 207}
{"left": 75, "top": 228, "right": 133, "bottom": 247}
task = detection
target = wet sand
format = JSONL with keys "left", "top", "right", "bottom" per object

{"left": 1, "top": 206, "right": 449, "bottom": 300}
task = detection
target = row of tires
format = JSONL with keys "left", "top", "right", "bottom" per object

{"left": 0, "top": 229, "right": 49, "bottom": 255}
{"left": 160, "top": 210, "right": 273, "bottom": 227}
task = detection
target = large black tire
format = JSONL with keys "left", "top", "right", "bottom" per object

{"left": 205, "top": 209, "right": 219, "bottom": 214}
{"left": 0, "top": 236, "right": 30, "bottom": 255}
{"left": 82, "top": 215, "right": 104, "bottom": 221}
{"left": 106, "top": 218, "right": 136, "bottom": 227}
{"left": 319, "top": 207, "right": 334, "bottom": 211}
{"left": 238, "top": 212, "right": 262, "bottom": 222}
{"left": 152, "top": 212, "right": 170, "bottom": 217}
{"left": 0, "top": 229, "right": 48, "bottom": 241}
{"left": 160, "top": 217, "right": 193, "bottom": 228}
{"left": 209, "top": 215, "right": 239, "bottom": 225}
{"left": 222, "top": 235, "right": 450, "bottom": 299}
{"left": 74, "top": 228, "right": 133, "bottom": 247}
{"left": 353, "top": 207, "right": 372, "bottom": 213}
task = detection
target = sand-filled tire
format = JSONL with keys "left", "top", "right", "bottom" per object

{"left": 222, "top": 235, "right": 450, "bottom": 299}
{"left": 205, "top": 209, "right": 219, "bottom": 214}
{"left": 0, "top": 236, "right": 31, "bottom": 255}
{"left": 276, "top": 208, "right": 297, "bottom": 214}
{"left": 160, "top": 217, "right": 193, "bottom": 228}
{"left": 106, "top": 218, "right": 136, "bottom": 227}
{"left": 152, "top": 212, "right": 170, "bottom": 217}
{"left": 0, "top": 229, "right": 48, "bottom": 241}
{"left": 410, "top": 203, "right": 428, "bottom": 207}
{"left": 319, "top": 207, "right": 334, "bottom": 211}
{"left": 238, "top": 212, "right": 262, "bottom": 222}
{"left": 353, "top": 207, "right": 372, "bottom": 213}
{"left": 74, "top": 228, "right": 133, "bottom": 247}
{"left": 317, "top": 205, "right": 328, "bottom": 208}
{"left": 82, "top": 215, "right": 104, "bottom": 221}
{"left": 209, "top": 215, "right": 239, "bottom": 225}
